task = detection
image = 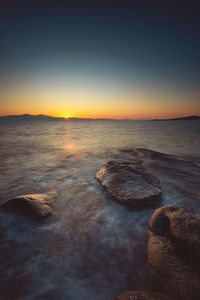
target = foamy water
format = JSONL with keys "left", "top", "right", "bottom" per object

{"left": 0, "top": 120, "right": 200, "bottom": 299}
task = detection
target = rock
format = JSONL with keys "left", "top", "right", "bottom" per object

{"left": 109, "top": 290, "right": 174, "bottom": 300}
{"left": 148, "top": 205, "right": 200, "bottom": 300}
{"left": 2, "top": 194, "right": 53, "bottom": 220}
{"left": 96, "top": 161, "right": 161, "bottom": 210}
{"left": 129, "top": 148, "right": 200, "bottom": 205}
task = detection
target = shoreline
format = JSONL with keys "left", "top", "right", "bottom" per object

{"left": 0, "top": 148, "right": 200, "bottom": 299}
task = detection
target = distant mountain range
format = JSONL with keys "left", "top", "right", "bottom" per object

{"left": 0, "top": 114, "right": 65, "bottom": 122}
{"left": 0, "top": 114, "right": 199, "bottom": 122}
{"left": 151, "top": 116, "right": 200, "bottom": 121}
{"left": 0, "top": 114, "right": 116, "bottom": 122}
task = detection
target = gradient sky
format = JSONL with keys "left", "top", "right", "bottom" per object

{"left": 0, "top": 1, "right": 200, "bottom": 119}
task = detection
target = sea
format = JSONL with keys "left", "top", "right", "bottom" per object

{"left": 0, "top": 119, "right": 200, "bottom": 299}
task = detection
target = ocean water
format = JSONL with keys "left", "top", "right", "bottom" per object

{"left": 0, "top": 120, "right": 200, "bottom": 300}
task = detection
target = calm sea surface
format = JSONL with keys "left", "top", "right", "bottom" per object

{"left": 0, "top": 120, "right": 200, "bottom": 299}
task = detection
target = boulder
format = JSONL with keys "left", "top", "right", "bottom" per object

{"left": 96, "top": 161, "right": 161, "bottom": 210}
{"left": 128, "top": 148, "right": 200, "bottom": 204}
{"left": 148, "top": 205, "right": 200, "bottom": 300}
{"left": 109, "top": 290, "right": 174, "bottom": 300}
{"left": 2, "top": 194, "right": 53, "bottom": 220}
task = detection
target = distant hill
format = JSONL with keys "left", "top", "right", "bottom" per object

{"left": 0, "top": 114, "right": 122, "bottom": 122}
{"left": 0, "top": 114, "right": 66, "bottom": 122}
{"left": 0, "top": 114, "right": 199, "bottom": 122}
{"left": 151, "top": 116, "right": 200, "bottom": 121}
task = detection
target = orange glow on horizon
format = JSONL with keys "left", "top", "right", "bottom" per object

{"left": 1, "top": 106, "right": 200, "bottom": 120}
{"left": 0, "top": 79, "right": 199, "bottom": 120}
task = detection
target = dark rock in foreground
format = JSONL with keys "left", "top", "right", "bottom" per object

{"left": 2, "top": 194, "right": 53, "bottom": 220}
{"left": 96, "top": 161, "right": 161, "bottom": 210}
{"left": 109, "top": 290, "right": 174, "bottom": 300}
{"left": 148, "top": 205, "right": 200, "bottom": 300}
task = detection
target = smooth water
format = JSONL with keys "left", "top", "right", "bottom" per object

{"left": 0, "top": 120, "right": 200, "bottom": 300}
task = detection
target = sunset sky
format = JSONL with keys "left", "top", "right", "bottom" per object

{"left": 0, "top": 1, "right": 200, "bottom": 119}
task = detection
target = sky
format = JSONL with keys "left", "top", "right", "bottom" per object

{"left": 0, "top": 0, "right": 200, "bottom": 119}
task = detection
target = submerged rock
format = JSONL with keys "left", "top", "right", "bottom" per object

{"left": 96, "top": 161, "right": 161, "bottom": 210}
{"left": 109, "top": 290, "right": 174, "bottom": 300}
{"left": 2, "top": 194, "right": 53, "bottom": 220}
{"left": 129, "top": 148, "right": 200, "bottom": 205}
{"left": 148, "top": 205, "right": 200, "bottom": 300}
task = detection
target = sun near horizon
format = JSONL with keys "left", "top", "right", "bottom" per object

{"left": 1, "top": 79, "right": 200, "bottom": 120}
{"left": 0, "top": 0, "right": 200, "bottom": 121}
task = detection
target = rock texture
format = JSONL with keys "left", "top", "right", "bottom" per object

{"left": 109, "top": 290, "right": 174, "bottom": 300}
{"left": 96, "top": 161, "right": 161, "bottom": 209}
{"left": 2, "top": 194, "right": 53, "bottom": 220}
{"left": 148, "top": 205, "right": 200, "bottom": 300}
{"left": 128, "top": 148, "right": 200, "bottom": 205}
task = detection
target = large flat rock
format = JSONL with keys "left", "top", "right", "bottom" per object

{"left": 2, "top": 194, "right": 53, "bottom": 220}
{"left": 96, "top": 160, "right": 161, "bottom": 210}
{"left": 148, "top": 205, "right": 200, "bottom": 300}
{"left": 129, "top": 148, "right": 200, "bottom": 205}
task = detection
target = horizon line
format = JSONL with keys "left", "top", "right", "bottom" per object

{"left": 0, "top": 113, "right": 200, "bottom": 121}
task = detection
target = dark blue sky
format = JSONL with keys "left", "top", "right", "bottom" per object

{"left": 0, "top": 1, "right": 200, "bottom": 118}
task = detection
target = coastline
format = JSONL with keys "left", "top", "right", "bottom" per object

{"left": 0, "top": 148, "right": 200, "bottom": 299}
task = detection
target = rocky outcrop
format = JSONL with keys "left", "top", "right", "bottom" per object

{"left": 2, "top": 194, "right": 53, "bottom": 220}
{"left": 109, "top": 290, "right": 174, "bottom": 300}
{"left": 126, "top": 148, "right": 200, "bottom": 205}
{"left": 148, "top": 205, "right": 200, "bottom": 300}
{"left": 96, "top": 161, "right": 161, "bottom": 210}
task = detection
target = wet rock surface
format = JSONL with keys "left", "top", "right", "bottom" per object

{"left": 1, "top": 148, "right": 200, "bottom": 299}
{"left": 96, "top": 161, "right": 161, "bottom": 210}
{"left": 2, "top": 194, "right": 53, "bottom": 220}
{"left": 148, "top": 205, "right": 200, "bottom": 300}
{"left": 129, "top": 148, "right": 200, "bottom": 206}
{"left": 109, "top": 290, "right": 174, "bottom": 300}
